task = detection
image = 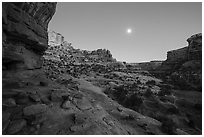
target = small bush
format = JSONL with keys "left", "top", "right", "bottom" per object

{"left": 167, "top": 106, "right": 179, "bottom": 114}
{"left": 161, "top": 119, "right": 175, "bottom": 134}
{"left": 193, "top": 103, "right": 202, "bottom": 111}
{"left": 144, "top": 88, "right": 152, "bottom": 98}
{"left": 146, "top": 80, "right": 156, "bottom": 85}
{"left": 113, "top": 85, "right": 128, "bottom": 102}
{"left": 124, "top": 94, "right": 143, "bottom": 110}
{"left": 39, "top": 81, "right": 48, "bottom": 86}
{"left": 137, "top": 80, "right": 141, "bottom": 84}
{"left": 157, "top": 115, "right": 176, "bottom": 135}
{"left": 160, "top": 96, "right": 167, "bottom": 102}
{"left": 158, "top": 91, "right": 165, "bottom": 96}
{"left": 158, "top": 85, "right": 172, "bottom": 96}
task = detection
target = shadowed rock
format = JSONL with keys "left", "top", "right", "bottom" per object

{"left": 23, "top": 104, "right": 48, "bottom": 116}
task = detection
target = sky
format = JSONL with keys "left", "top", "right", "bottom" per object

{"left": 48, "top": 2, "right": 202, "bottom": 63}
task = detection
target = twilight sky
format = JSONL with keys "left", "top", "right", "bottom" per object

{"left": 48, "top": 2, "right": 202, "bottom": 63}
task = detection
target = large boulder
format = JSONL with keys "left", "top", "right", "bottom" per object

{"left": 7, "top": 119, "right": 27, "bottom": 134}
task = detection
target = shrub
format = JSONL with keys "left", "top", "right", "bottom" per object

{"left": 39, "top": 81, "right": 48, "bottom": 86}
{"left": 146, "top": 80, "right": 156, "bottom": 85}
{"left": 161, "top": 119, "right": 175, "bottom": 134}
{"left": 167, "top": 106, "right": 179, "bottom": 114}
{"left": 113, "top": 85, "right": 128, "bottom": 102}
{"left": 124, "top": 94, "right": 143, "bottom": 110}
{"left": 137, "top": 80, "right": 141, "bottom": 84}
{"left": 158, "top": 85, "right": 173, "bottom": 96}
{"left": 159, "top": 96, "right": 167, "bottom": 102}
{"left": 144, "top": 88, "right": 152, "bottom": 98}
{"left": 157, "top": 115, "right": 176, "bottom": 135}
{"left": 193, "top": 103, "right": 202, "bottom": 111}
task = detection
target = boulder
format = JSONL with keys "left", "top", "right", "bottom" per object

{"left": 15, "top": 92, "right": 31, "bottom": 105}
{"left": 7, "top": 119, "right": 27, "bottom": 134}
{"left": 50, "top": 89, "right": 70, "bottom": 102}
{"left": 3, "top": 98, "right": 16, "bottom": 107}
{"left": 29, "top": 94, "right": 41, "bottom": 102}
{"left": 61, "top": 100, "right": 72, "bottom": 109}
{"left": 72, "top": 97, "right": 92, "bottom": 110}
{"left": 23, "top": 104, "right": 48, "bottom": 116}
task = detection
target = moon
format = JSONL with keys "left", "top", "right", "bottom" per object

{"left": 126, "top": 28, "right": 132, "bottom": 34}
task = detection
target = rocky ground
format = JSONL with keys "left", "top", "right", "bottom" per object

{"left": 2, "top": 2, "right": 202, "bottom": 135}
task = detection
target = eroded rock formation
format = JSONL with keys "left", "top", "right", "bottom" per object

{"left": 160, "top": 33, "right": 202, "bottom": 90}
{"left": 2, "top": 2, "right": 56, "bottom": 74}
{"left": 187, "top": 33, "right": 202, "bottom": 60}
{"left": 43, "top": 31, "right": 118, "bottom": 79}
{"left": 127, "top": 61, "right": 163, "bottom": 72}
{"left": 48, "top": 30, "right": 65, "bottom": 46}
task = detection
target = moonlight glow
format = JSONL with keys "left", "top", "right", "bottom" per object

{"left": 126, "top": 28, "right": 132, "bottom": 34}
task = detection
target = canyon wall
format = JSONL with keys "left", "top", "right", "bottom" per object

{"left": 2, "top": 2, "right": 57, "bottom": 79}
{"left": 163, "top": 33, "right": 202, "bottom": 70}
{"left": 160, "top": 33, "right": 202, "bottom": 90}
{"left": 187, "top": 33, "right": 202, "bottom": 60}
{"left": 167, "top": 47, "right": 188, "bottom": 62}
{"left": 44, "top": 31, "right": 116, "bottom": 64}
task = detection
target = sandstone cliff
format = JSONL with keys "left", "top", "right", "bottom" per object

{"left": 160, "top": 33, "right": 202, "bottom": 90}
{"left": 45, "top": 31, "right": 115, "bottom": 64}
{"left": 127, "top": 61, "right": 163, "bottom": 72}
{"left": 3, "top": 2, "right": 56, "bottom": 73}
{"left": 43, "top": 31, "right": 119, "bottom": 78}
{"left": 187, "top": 33, "right": 202, "bottom": 60}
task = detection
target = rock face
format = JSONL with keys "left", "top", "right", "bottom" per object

{"left": 162, "top": 33, "right": 202, "bottom": 71}
{"left": 2, "top": 2, "right": 57, "bottom": 134}
{"left": 159, "top": 33, "right": 202, "bottom": 90}
{"left": 48, "top": 30, "right": 65, "bottom": 46}
{"left": 187, "top": 33, "right": 202, "bottom": 60}
{"left": 127, "top": 61, "right": 163, "bottom": 72}
{"left": 2, "top": 2, "right": 56, "bottom": 71}
{"left": 45, "top": 31, "right": 115, "bottom": 64}
{"left": 167, "top": 47, "right": 188, "bottom": 62}
{"left": 166, "top": 33, "right": 202, "bottom": 63}
{"left": 43, "top": 31, "right": 118, "bottom": 79}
